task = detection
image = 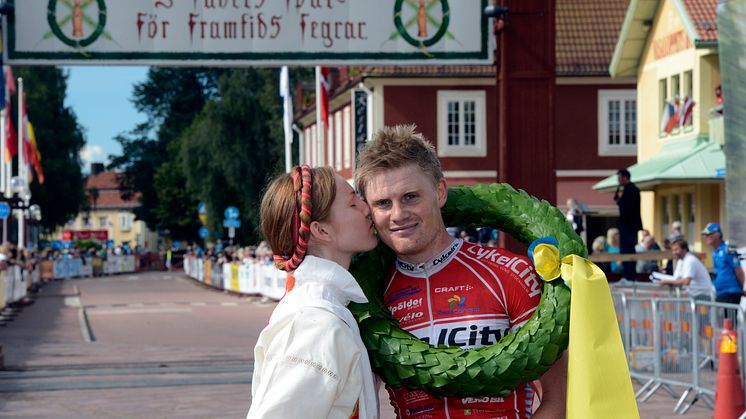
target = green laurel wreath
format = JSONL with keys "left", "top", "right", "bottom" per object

{"left": 349, "top": 183, "right": 585, "bottom": 397}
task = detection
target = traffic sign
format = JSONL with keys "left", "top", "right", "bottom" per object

{"left": 223, "top": 219, "right": 241, "bottom": 229}
{"left": 228, "top": 227, "right": 236, "bottom": 239}
{"left": 0, "top": 202, "right": 11, "bottom": 219}
{"left": 224, "top": 206, "right": 240, "bottom": 220}
{"left": 198, "top": 226, "right": 209, "bottom": 239}
{"left": 198, "top": 201, "right": 207, "bottom": 214}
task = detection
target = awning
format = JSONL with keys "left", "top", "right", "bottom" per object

{"left": 593, "top": 135, "right": 725, "bottom": 192}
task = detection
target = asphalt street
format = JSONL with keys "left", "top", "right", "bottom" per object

{"left": 0, "top": 271, "right": 712, "bottom": 418}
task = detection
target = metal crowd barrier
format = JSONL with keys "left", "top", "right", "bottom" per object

{"left": 183, "top": 256, "right": 287, "bottom": 301}
{"left": 612, "top": 286, "right": 745, "bottom": 415}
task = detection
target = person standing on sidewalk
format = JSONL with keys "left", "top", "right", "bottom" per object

{"left": 702, "top": 222, "right": 744, "bottom": 304}
{"left": 613, "top": 169, "right": 643, "bottom": 281}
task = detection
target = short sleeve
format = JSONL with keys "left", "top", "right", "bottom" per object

{"left": 502, "top": 255, "right": 542, "bottom": 328}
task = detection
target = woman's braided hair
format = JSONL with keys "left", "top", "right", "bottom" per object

{"left": 260, "top": 165, "right": 336, "bottom": 272}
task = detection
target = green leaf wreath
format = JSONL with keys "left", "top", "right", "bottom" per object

{"left": 349, "top": 183, "right": 586, "bottom": 397}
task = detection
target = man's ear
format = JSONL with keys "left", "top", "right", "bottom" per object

{"left": 436, "top": 177, "right": 448, "bottom": 208}
{"left": 309, "top": 220, "right": 333, "bottom": 244}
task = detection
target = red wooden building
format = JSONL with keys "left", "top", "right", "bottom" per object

{"left": 295, "top": 0, "right": 635, "bottom": 244}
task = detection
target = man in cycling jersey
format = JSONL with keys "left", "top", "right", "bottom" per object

{"left": 355, "top": 125, "right": 567, "bottom": 419}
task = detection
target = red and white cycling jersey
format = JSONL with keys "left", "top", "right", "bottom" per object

{"left": 383, "top": 239, "right": 543, "bottom": 419}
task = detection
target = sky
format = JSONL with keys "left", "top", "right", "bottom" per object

{"left": 63, "top": 66, "right": 149, "bottom": 172}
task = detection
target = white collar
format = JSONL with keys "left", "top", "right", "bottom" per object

{"left": 293, "top": 255, "right": 368, "bottom": 306}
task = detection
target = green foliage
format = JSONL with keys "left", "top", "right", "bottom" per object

{"left": 108, "top": 68, "right": 222, "bottom": 239}
{"left": 180, "top": 69, "right": 284, "bottom": 244}
{"left": 13, "top": 67, "right": 86, "bottom": 231}
{"left": 74, "top": 240, "right": 101, "bottom": 250}
{"left": 349, "top": 184, "right": 583, "bottom": 397}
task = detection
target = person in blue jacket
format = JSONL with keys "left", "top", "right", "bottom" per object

{"left": 702, "top": 222, "right": 745, "bottom": 304}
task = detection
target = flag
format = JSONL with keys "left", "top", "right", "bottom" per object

{"left": 664, "top": 97, "right": 680, "bottom": 133}
{"left": 319, "top": 67, "right": 330, "bottom": 128}
{"left": 20, "top": 92, "right": 43, "bottom": 184}
{"left": 660, "top": 101, "right": 675, "bottom": 133}
{"left": 3, "top": 66, "right": 16, "bottom": 159}
{"left": 280, "top": 66, "right": 293, "bottom": 172}
{"left": 678, "top": 96, "right": 695, "bottom": 127}
{"left": 25, "top": 121, "right": 43, "bottom": 184}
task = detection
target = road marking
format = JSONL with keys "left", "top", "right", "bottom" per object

{"left": 129, "top": 303, "right": 145, "bottom": 308}
{"left": 64, "top": 296, "right": 81, "bottom": 308}
{"left": 78, "top": 308, "right": 95, "bottom": 343}
{"left": 86, "top": 307, "right": 192, "bottom": 315}
{"left": 220, "top": 302, "right": 238, "bottom": 307}
{"left": 191, "top": 302, "right": 207, "bottom": 306}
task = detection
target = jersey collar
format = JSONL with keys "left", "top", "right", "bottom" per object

{"left": 395, "top": 239, "right": 462, "bottom": 277}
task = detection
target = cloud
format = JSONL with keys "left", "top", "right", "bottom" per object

{"left": 79, "top": 144, "right": 106, "bottom": 170}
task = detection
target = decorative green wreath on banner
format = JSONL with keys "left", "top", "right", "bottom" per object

{"left": 349, "top": 183, "right": 585, "bottom": 397}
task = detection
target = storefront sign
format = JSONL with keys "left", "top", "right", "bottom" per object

{"left": 652, "top": 30, "right": 692, "bottom": 60}
{"left": 5, "top": 0, "right": 491, "bottom": 65}
{"left": 62, "top": 229, "right": 109, "bottom": 241}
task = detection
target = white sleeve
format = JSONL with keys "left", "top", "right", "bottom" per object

{"left": 247, "top": 308, "right": 358, "bottom": 419}
{"left": 680, "top": 256, "right": 695, "bottom": 280}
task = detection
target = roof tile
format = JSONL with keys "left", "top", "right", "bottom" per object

{"left": 680, "top": 0, "right": 718, "bottom": 41}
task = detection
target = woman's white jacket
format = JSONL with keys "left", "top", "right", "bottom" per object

{"left": 247, "top": 256, "right": 379, "bottom": 419}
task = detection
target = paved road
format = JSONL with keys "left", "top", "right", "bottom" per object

{"left": 0, "top": 272, "right": 714, "bottom": 418}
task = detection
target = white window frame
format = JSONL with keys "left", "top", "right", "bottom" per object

{"left": 598, "top": 89, "right": 637, "bottom": 156}
{"left": 119, "top": 213, "right": 132, "bottom": 232}
{"left": 343, "top": 106, "right": 351, "bottom": 169}
{"left": 436, "top": 90, "right": 487, "bottom": 157}
{"left": 304, "top": 128, "right": 312, "bottom": 165}
{"left": 334, "top": 111, "right": 343, "bottom": 170}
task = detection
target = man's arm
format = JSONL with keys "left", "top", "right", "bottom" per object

{"left": 532, "top": 351, "right": 568, "bottom": 419}
{"left": 736, "top": 266, "right": 745, "bottom": 287}
{"left": 660, "top": 277, "right": 692, "bottom": 287}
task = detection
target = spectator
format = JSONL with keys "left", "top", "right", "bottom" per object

{"left": 565, "top": 198, "right": 584, "bottom": 236}
{"left": 668, "top": 221, "right": 685, "bottom": 243}
{"left": 661, "top": 239, "right": 674, "bottom": 275}
{"left": 592, "top": 235, "right": 611, "bottom": 274}
{"left": 606, "top": 228, "right": 621, "bottom": 273}
{"left": 702, "top": 222, "right": 744, "bottom": 304}
{"left": 658, "top": 240, "right": 713, "bottom": 300}
{"left": 613, "top": 169, "right": 643, "bottom": 281}
{"left": 635, "top": 235, "right": 660, "bottom": 274}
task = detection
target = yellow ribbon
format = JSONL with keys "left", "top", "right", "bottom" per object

{"left": 531, "top": 242, "right": 640, "bottom": 418}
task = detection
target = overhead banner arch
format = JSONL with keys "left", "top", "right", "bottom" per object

{"left": 4, "top": 0, "right": 492, "bottom": 66}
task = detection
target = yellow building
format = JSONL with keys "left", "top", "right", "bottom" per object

{"left": 50, "top": 170, "right": 158, "bottom": 250}
{"left": 594, "top": 0, "right": 725, "bottom": 256}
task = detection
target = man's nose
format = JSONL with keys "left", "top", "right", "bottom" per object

{"left": 390, "top": 201, "right": 408, "bottom": 222}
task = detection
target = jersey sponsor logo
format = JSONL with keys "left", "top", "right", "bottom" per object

{"left": 466, "top": 246, "right": 542, "bottom": 298}
{"left": 434, "top": 284, "right": 474, "bottom": 293}
{"left": 447, "top": 294, "right": 466, "bottom": 309}
{"left": 437, "top": 294, "right": 479, "bottom": 315}
{"left": 396, "top": 260, "right": 422, "bottom": 272}
{"left": 389, "top": 297, "right": 423, "bottom": 315}
{"left": 400, "top": 311, "right": 425, "bottom": 322}
{"left": 461, "top": 396, "right": 505, "bottom": 404}
{"left": 385, "top": 285, "right": 422, "bottom": 304}
{"left": 405, "top": 404, "right": 435, "bottom": 415}
{"left": 417, "top": 323, "right": 511, "bottom": 347}
{"left": 431, "top": 241, "right": 460, "bottom": 267}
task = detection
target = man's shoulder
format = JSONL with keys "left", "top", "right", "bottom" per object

{"left": 458, "top": 242, "right": 532, "bottom": 274}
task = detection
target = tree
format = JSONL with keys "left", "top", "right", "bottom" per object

{"left": 108, "top": 68, "right": 222, "bottom": 238}
{"left": 181, "top": 69, "right": 285, "bottom": 244}
{"left": 13, "top": 67, "right": 86, "bottom": 231}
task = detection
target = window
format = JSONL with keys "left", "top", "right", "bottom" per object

{"left": 98, "top": 216, "right": 107, "bottom": 228}
{"left": 119, "top": 213, "right": 132, "bottom": 232}
{"left": 598, "top": 90, "right": 637, "bottom": 156}
{"left": 437, "top": 90, "right": 487, "bottom": 157}
{"left": 304, "top": 128, "right": 312, "bottom": 164}
{"left": 343, "top": 106, "right": 351, "bottom": 169}
{"left": 659, "top": 78, "right": 668, "bottom": 136}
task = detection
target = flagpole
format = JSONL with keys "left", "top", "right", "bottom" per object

{"left": 17, "top": 77, "right": 24, "bottom": 249}
{"left": 280, "top": 66, "right": 293, "bottom": 173}
{"left": 1, "top": 105, "right": 5, "bottom": 244}
{"left": 315, "top": 66, "right": 323, "bottom": 166}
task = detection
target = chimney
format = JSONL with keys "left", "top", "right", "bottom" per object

{"left": 91, "top": 162, "right": 105, "bottom": 175}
